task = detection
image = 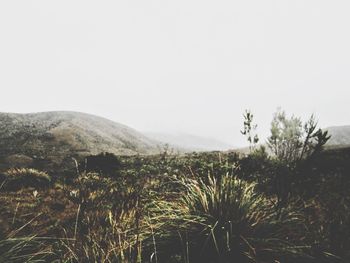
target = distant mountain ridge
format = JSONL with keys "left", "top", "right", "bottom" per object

{"left": 145, "top": 132, "right": 233, "bottom": 151}
{"left": 326, "top": 125, "right": 350, "bottom": 147}
{"left": 0, "top": 111, "right": 159, "bottom": 171}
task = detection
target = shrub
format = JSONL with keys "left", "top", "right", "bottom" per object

{"left": 83, "top": 152, "right": 121, "bottom": 176}
{"left": 267, "top": 109, "right": 330, "bottom": 165}
{"left": 2, "top": 168, "right": 51, "bottom": 191}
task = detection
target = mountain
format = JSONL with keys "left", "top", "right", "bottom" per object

{"left": 326, "top": 125, "right": 350, "bottom": 147}
{"left": 0, "top": 111, "right": 159, "bottom": 171}
{"left": 144, "top": 132, "right": 233, "bottom": 152}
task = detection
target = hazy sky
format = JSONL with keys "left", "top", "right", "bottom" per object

{"left": 0, "top": 1, "right": 349, "bottom": 146}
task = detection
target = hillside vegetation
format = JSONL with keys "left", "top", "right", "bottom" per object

{"left": 0, "top": 111, "right": 159, "bottom": 172}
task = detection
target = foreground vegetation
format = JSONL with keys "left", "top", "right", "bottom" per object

{"left": 0, "top": 147, "right": 349, "bottom": 262}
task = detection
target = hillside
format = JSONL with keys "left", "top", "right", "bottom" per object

{"left": 326, "top": 125, "right": 350, "bottom": 147}
{"left": 0, "top": 111, "right": 159, "bottom": 171}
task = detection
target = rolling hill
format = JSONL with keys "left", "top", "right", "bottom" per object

{"left": 326, "top": 125, "right": 350, "bottom": 148}
{"left": 0, "top": 111, "right": 159, "bottom": 171}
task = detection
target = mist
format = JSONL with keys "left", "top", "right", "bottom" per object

{"left": 1, "top": 1, "right": 349, "bottom": 147}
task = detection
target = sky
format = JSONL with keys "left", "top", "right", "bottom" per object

{"left": 0, "top": 1, "right": 349, "bottom": 147}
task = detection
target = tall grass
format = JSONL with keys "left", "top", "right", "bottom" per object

{"left": 55, "top": 172, "right": 153, "bottom": 263}
{"left": 0, "top": 217, "right": 53, "bottom": 263}
{"left": 52, "top": 172, "right": 315, "bottom": 262}
{"left": 0, "top": 236, "right": 51, "bottom": 263}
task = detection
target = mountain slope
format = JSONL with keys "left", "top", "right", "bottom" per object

{"left": 0, "top": 111, "right": 159, "bottom": 170}
{"left": 326, "top": 125, "right": 350, "bottom": 147}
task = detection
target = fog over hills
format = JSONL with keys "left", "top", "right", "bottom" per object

{"left": 326, "top": 126, "right": 350, "bottom": 147}
{"left": 145, "top": 132, "right": 233, "bottom": 151}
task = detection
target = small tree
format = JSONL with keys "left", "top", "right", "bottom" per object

{"left": 240, "top": 109, "right": 259, "bottom": 152}
{"left": 267, "top": 109, "right": 330, "bottom": 164}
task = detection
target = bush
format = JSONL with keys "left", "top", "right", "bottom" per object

{"left": 267, "top": 109, "right": 330, "bottom": 165}
{"left": 1, "top": 168, "right": 51, "bottom": 191}
{"left": 82, "top": 152, "right": 121, "bottom": 176}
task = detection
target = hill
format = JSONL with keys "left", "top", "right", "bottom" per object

{"left": 326, "top": 125, "right": 350, "bottom": 148}
{"left": 0, "top": 111, "right": 159, "bottom": 171}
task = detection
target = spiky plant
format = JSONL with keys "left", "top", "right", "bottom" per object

{"left": 148, "top": 174, "right": 312, "bottom": 263}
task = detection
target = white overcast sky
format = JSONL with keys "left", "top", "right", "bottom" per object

{"left": 0, "top": 1, "right": 349, "bottom": 146}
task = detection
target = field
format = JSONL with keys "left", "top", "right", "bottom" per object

{"left": 0, "top": 147, "right": 349, "bottom": 263}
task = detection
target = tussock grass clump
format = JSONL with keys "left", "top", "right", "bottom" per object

{"left": 149, "top": 174, "right": 311, "bottom": 263}
{"left": 2, "top": 168, "right": 51, "bottom": 191}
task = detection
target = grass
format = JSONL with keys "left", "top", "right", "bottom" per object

{"left": 0, "top": 216, "right": 54, "bottom": 263}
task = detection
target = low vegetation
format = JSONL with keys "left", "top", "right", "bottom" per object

{"left": 1, "top": 168, "right": 51, "bottom": 191}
